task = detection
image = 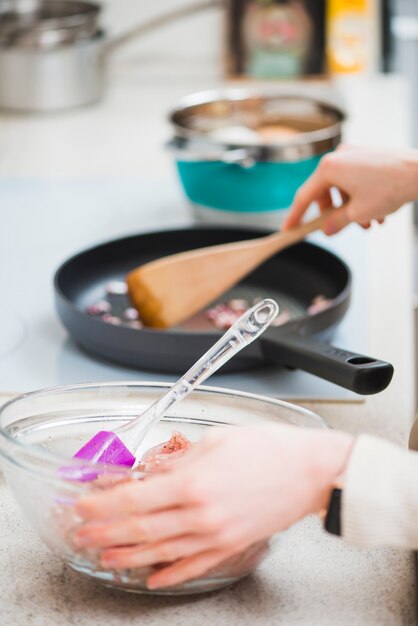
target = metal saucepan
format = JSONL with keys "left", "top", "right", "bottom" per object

{"left": 54, "top": 226, "right": 394, "bottom": 395}
{"left": 166, "top": 88, "right": 345, "bottom": 227}
{"left": 0, "top": 0, "right": 219, "bottom": 112}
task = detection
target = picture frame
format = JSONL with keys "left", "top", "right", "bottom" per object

{"left": 226, "top": 0, "right": 327, "bottom": 80}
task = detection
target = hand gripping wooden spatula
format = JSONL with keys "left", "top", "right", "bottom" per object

{"left": 126, "top": 210, "right": 332, "bottom": 328}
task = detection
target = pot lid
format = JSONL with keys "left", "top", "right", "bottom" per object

{"left": 0, "top": 0, "right": 100, "bottom": 39}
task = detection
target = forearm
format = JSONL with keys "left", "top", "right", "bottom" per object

{"left": 341, "top": 435, "right": 418, "bottom": 549}
{"left": 398, "top": 150, "right": 418, "bottom": 205}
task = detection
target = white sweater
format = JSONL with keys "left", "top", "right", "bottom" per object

{"left": 343, "top": 435, "right": 418, "bottom": 548}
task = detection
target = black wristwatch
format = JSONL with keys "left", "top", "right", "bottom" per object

{"left": 323, "top": 487, "right": 343, "bottom": 536}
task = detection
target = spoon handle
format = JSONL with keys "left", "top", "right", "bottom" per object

{"left": 119, "top": 299, "right": 279, "bottom": 450}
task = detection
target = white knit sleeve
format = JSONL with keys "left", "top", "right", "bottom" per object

{"left": 342, "top": 434, "right": 418, "bottom": 549}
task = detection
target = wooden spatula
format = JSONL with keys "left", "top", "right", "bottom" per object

{"left": 126, "top": 210, "right": 332, "bottom": 328}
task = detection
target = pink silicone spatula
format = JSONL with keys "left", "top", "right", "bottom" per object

{"left": 70, "top": 299, "right": 278, "bottom": 480}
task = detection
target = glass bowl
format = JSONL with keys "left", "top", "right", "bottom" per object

{"left": 0, "top": 382, "right": 327, "bottom": 595}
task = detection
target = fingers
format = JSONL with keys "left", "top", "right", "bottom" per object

{"left": 360, "top": 217, "right": 385, "bottom": 229}
{"left": 147, "top": 549, "right": 233, "bottom": 590}
{"left": 322, "top": 208, "right": 386, "bottom": 235}
{"left": 75, "top": 472, "right": 185, "bottom": 521}
{"left": 282, "top": 167, "right": 331, "bottom": 230}
{"left": 322, "top": 205, "right": 352, "bottom": 235}
{"left": 74, "top": 508, "right": 202, "bottom": 549}
{"left": 100, "top": 535, "right": 213, "bottom": 570}
{"left": 315, "top": 189, "right": 333, "bottom": 212}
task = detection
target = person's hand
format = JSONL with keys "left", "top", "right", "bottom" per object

{"left": 282, "top": 145, "right": 418, "bottom": 235}
{"left": 74, "top": 424, "right": 353, "bottom": 589}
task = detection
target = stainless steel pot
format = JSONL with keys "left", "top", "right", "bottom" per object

{"left": 0, "top": 0, "right": 218, "bottom": 112}
{"left": 168, "top": 88, "right": 345, "bottom": 166}
{"left": 0, "top": 0, "right": 100, "bottom": 46}
{"left": 166, "top": 87, "right": 345, "bottom": 227}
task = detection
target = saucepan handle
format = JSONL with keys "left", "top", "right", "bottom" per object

{"left": 261, "top": 331, "right": 394, "bottom": 395}
{"left": 105, "top": 0, "right": 220, "bottom": 55}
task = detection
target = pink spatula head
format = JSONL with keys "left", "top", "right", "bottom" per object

{"left": 74, "top": 431, "right": 136, "bottom": 467}
{"left": 60, "top": 431, "right": 136, "bottom": 482}
{"left": 65, "top": 299, "right": 279, "bottom": 482}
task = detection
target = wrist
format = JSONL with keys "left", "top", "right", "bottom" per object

{"left": 399, "top": 150, "right": 418, "bottom": 204}
{"left": 309, "top": 431, "right": 355, "bottom": 515}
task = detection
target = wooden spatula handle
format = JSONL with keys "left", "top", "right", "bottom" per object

{"left": 271, "top": 209, "right": 334, "bottom": 249}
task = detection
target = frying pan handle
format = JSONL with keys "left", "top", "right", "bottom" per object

{"left": 261, "top": 332, "right": 394, "bottom": 395}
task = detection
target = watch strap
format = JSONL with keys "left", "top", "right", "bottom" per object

{"left": 324, "top": 487, "right": 342, "bottom": 536}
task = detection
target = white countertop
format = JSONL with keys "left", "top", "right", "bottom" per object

{"left": 0, "top": 64, "right": 416, "bottom": 624}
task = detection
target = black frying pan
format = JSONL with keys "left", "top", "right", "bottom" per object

{"left": 54, "top": 226, "right": 393, "bottom": 395}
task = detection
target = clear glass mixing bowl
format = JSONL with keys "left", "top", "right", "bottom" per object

{"left": 0, "top": 382, "right": 327, "bottom": 595}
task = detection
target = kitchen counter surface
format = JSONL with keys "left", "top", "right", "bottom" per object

{"left": 0, "top": 65, "right": 416, "bottom": 624}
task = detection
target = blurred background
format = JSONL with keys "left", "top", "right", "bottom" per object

{"left": 0, "top": 0, "right": 416, "bottom": 403}
{"left": 0, "top": 1, "right": 416, "bottom": 153}
{"left": 0, "top": 1, "right": 416, "bottom": 167}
